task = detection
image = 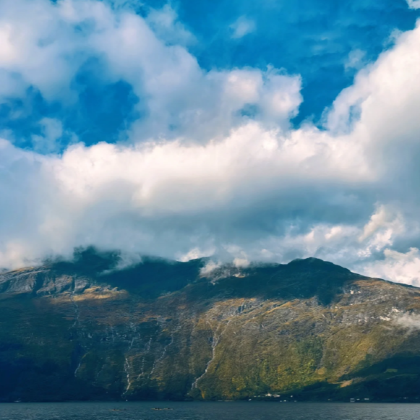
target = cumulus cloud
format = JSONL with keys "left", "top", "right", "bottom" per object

{"left": 0, "top": 0, "right": 300, "bottom": 143}
{"left": 0, "top": 0, "right": 420, "bottom": 287}
{"left": 0, "top": 0, "right": 89, "bottom": 102}
{"left": 0, "top": 119, "right": 367, "bottom": 267}
{"left": 363, "top": 248, "right": 420, "bottom": 286}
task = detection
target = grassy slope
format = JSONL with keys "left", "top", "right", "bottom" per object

{"left": 1, "top": 256, "right": 420, "bottom": 402}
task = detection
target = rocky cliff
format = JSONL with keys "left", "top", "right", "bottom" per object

{"left": 1, "top": 248, "right": 420, "bottom": 402}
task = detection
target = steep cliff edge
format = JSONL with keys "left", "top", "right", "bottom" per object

{"left": 1, "top": 250, "right": 420, "bottom": 402}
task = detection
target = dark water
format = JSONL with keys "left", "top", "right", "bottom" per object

{"left": 0, "top": 402, "right": 419, "bottom": 420}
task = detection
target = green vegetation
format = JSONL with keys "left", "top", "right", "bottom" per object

{"left": 1, "top": 254, "right": 420, "bottom": 402}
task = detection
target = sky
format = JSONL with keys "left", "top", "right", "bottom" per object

{"left": 1, "top": 0, "right": 420, "bottom": 285}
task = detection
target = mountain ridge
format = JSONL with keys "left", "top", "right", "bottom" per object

{"left": 1, "top": 250, "right": 420, "bottom": 402}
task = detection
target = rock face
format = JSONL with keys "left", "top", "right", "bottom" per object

{"left": 1, "top": 249, "right": 420, "bottom": 402}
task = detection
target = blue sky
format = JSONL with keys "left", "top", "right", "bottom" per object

{"left": 2, "top": 0, "right": 419, "bottom": 149}
{"left": 1, "top": 0, "right": 420, "bottom": 284}
{"left": 173, "top": 0, "right": 418, "bottom": 123}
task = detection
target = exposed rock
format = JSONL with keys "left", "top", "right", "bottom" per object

{"left": 1, "top": 252, "right": 420, "bottom": 402}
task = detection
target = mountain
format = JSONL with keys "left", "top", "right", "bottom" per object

{"left": 1, "top": 248, "right": 420, "bottom": 402}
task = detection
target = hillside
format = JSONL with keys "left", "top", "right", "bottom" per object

{"left": 1, "top": 249, "right": 420, "bottom": 402}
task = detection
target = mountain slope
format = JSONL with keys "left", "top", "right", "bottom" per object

{"left": 1, "top": 250, "right": 420, "bottom": 402}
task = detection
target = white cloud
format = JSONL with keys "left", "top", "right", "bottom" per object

{"left": 407, "top": 0, "right": 420, "bottom": 10}
{"left": 358, "top": 206, "right": 405, "bottom": 254}
{"left": 0, "top": 1, "right": 420, "bottom": 287}
{"left": 0, "top": 0, "right": 298, "bottom": 141}
{"left": 362, "top": 248, "right": 420, "bottom": 286}
{"left": 230, "top": 16, "right": 256, "bottom": 39}
{"left": 0, "top": 1, "right": 283, "bottom": 139}
{"left": 233, "top": 258, "right": 250, "bottom": 268}
{"left": 32, "top": 118, "right": 64, "bottom": 154}
{"left": 394, "top": 313, "right": 420, "bottom": 331}
{"left": 0, "top": 69, "right": 25, "bottom": 99}
{"left": 200, "top": 260, "right": 222, "bottom": 277}
{"left": 0, "top": 0, "right": 93, "bottom": 102}
{"left": 345, "top": 49, "right": 366, "bottom": 71}
{"left": 146, "top": 4, "right": 196, "bottom": 46}
{"left": 0, "top": 118, "right": 368, "bottom": 268}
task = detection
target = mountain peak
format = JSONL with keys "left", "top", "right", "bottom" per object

{"left": 287, "top": 257, "right": 352, "bottom": 273}
{"left": 0, "top": 253, "right": 419, "bottom": 403}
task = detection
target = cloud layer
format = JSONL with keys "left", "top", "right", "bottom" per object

{"left": 0, "top": 0, "right": 420, "bottom": 285}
